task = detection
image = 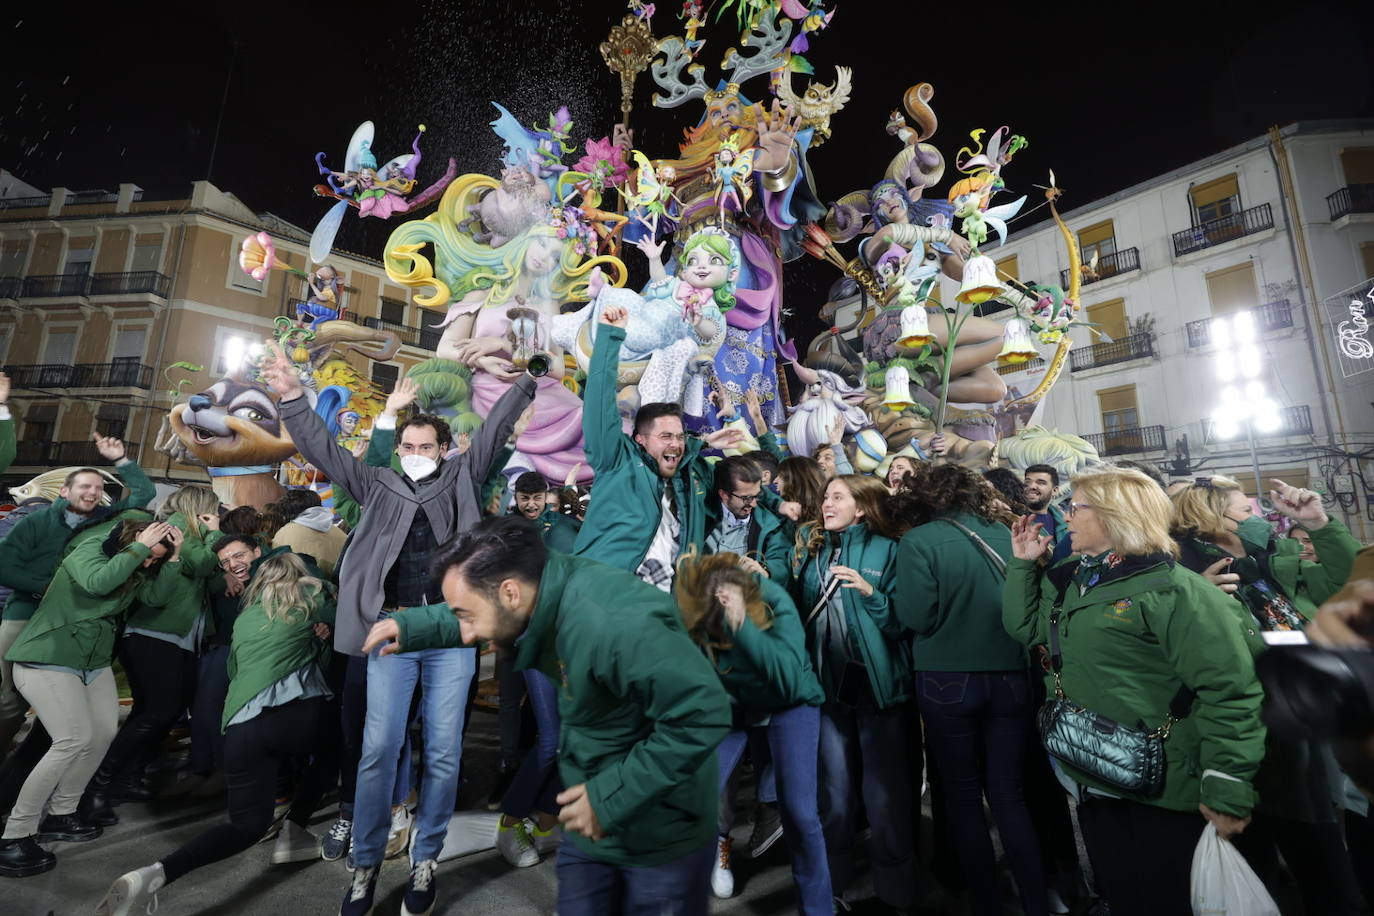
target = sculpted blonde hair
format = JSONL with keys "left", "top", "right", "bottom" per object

{"left": 1070, "top": 466, "right": 1178, "bottom": 557}
{"left": 1169, "top": 475, "right": 1245, "bottom": 543}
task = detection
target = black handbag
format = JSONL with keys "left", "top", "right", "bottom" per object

{"left": 1037, "top": 583, "right": 1194, "bottom": 798}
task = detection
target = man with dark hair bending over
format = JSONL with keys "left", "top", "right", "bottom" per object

{"left": 363, "top": 516, "right": 731, "bottom": 915}
{"left": 573, "top": 304, "right": 743, "bottom": 591}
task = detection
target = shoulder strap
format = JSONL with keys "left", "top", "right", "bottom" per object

{"left": 937, "top": 518, "right": 1007, "bottom": 577}
{"left": 804, "top": 559, "right": 844, "bottom": 628}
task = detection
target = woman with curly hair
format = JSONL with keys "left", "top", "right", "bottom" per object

{"left": 790, "top": 474, "right": 914, "bottom": 909}
{"left": 675, "top": 552, "right": 830, "bottom": 912}
{"left": 892, "top": 465, "right": 1047, "bottom": 916}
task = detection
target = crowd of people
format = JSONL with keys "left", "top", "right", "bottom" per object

{"left": 0, "top": 304, "right": 1369, "bottom": 916}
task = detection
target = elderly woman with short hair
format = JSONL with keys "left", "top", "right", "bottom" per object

{"left": 1003, "top": 466, "right": 1266, "bottom": 916}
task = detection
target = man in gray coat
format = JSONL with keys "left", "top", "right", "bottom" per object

{"left": 262, "top": 344, "right": 536, "bottom": 916}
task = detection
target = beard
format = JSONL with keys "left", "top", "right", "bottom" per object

{"left": 489, "top": 604, "right": 530, "bottom": 651}
{"left": 1026, "top": 493, "right": 1051, "bottom": 511}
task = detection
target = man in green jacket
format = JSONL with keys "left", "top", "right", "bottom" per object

{"left": 0, "top": 434, "right": 155, "bottom": 772}
{"left": 706, "top": 456, "right": 791, "bottom": 586}
{"left": 364, "top": 516, "right": 732, "bottom": 915}
{"left": 512, "top": 471, "right": 580, "bottom": 553}
{"left": 573, "top": 305, "right": 742, "bottom": 591}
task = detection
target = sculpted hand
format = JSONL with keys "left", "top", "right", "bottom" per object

{"left": 556, "top": 784, "right": 604, "bottom": 841}
{"left": 93, "top": 432, "right": 127, "bottom": 463}
{"left": 633, "top": 237, "right": 666, "bottom": 261}
{"left": 384, "top": 377, "right": 419, "bottom": 417}
{"left": 1010, "top": 515, "right": 1052, "bottom": 561}
{"left": 361, "top": 618, "right": 402, "bottom": 656}
{"left": 1269, "top": 478, "right": 1327, "bottom": 530}
{"left": 1201, "top": 557, "right": 1241, "bottom": 595}
{"left": 261, "top": 341, "right": 305, "bottom": 401}
{"left": 711, "top": 376, "right": 737, "bottom": 422}
{"left": 755, "top": 99, "right": 802, "bottom": 174}
{"left": 476, "top": 356, "right": 522, "bottom": 381}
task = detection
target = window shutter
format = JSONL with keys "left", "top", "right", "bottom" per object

{"left": 1205, "top": 263, "right": 1259, "bottom": 315}
{"left": 1190, "top": 174, "right": 1239, "bottom": 209}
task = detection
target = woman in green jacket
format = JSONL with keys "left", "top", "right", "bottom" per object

{"left": 92, "top": 485, "right": 224, "bottom": 812}
{"left": 0, "top": 518, "right": 183, "bottom": 878}
{"left": 1171, "top": 475, "right": 1366, "bottom": 915}
{"left": 676, "top": 552, "right": 830, "bottom": 913}
{"left": 892, "top": 464, "right": 1046, "bottom": 916}
{"left": 97, "top": 550, "right": 337, "bottom": 916}
{"left": 790, "top": 474, "right": 914, "bottom": 910}
{"left": 1005, "top": 466, "right": 1265, "bottom": 916}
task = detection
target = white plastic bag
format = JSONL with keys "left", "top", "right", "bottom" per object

{"left": 1190, "top": 823, "right": 1280, "bottom": 916}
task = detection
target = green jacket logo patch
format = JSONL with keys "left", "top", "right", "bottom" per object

{"left": 1106, "top": 598, "right": 1134, "bottom": 621}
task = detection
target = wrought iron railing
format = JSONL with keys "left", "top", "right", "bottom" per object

{"left": 52, "top": 440, "right": 141, "bottom": 465}
{"left": 1203, "top": 404, "right": 1314, "bottom": 442}
{"left": 1069, "top": 332, "right": 1155, "bottom": 372}
{"left": 362, "top": 316, "right": 442, "bottom": 351}
{"left": 21, "top": 272, "right": 90, "bottom": 297}
{"left": 995, "top": 356, "right": 1047, "bottom": 376}
{"left": 89, "top": 271, "right": 171, "bottom": 298}
{"left": 1084, "top": 425, "right": 1166, "bottom": 456}
{"left": 1327, "top": 184, "right": 1374, "bottom": 221}
{"left": 0, "top": 276, "right": 19, "bottom": 298}
{"left": 1185, "top": 299, "right": 1295, "bottom": 348}
{"left": 0, "top": 196, "right": 51, "bottom": 210}
{"left": 1060, "top": 247, "right": 1141, "bottom": 288}
{"left": 2, "top": 363, "right": 154, "bottom": 389}
{"left": 1171, "top": 203, "right": 1275, "bottom": 257}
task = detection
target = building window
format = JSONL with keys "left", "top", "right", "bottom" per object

{"left": 64, "top": 241, "right": 95, "bottom": 276}
{"left": 1086, "top": 298, "right": 1128, "bottom": 343}
{"left": 1340, "top": 148, "right": 1374, "bottom": 186}
{"left": 96, "top": 404, "right": 130, "bottom": 440}
{"left": 379, "top": 297, "right": 407, "bottom": 326}
{"left": 1077, "top": 220, "right": 1116, "bottom": 263}
{"left": 212, "top": 327, "right": 259, "bottom": 376}
{"left": 1190, "top": 174, "right": 1240, "bottom": 225}
{"left": 994, "top": 254, "right": 1019, "bottom": 282}
{"left": 1205, "top": 262, "right": 1259, "bottom": 316}
{"left": 1097, "top": 385, "right": 1140, "bottom": 449}
{"left": 372, "top": 362, "right": 399, "bottom": 389}
{"left": 0, "top": 244, "right": 24, "bottom": 278}
{"left": 131, "top": 238, "right": 162, "bottom": 273}
{"left": 23, "top": 404, "right": 58, "bottom": 444}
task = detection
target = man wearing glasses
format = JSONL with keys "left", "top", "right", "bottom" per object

{"left": 707, "top": 456, "right": 791, "bottom": 586}
{"left": 574, "top": 305, "right": 743, "bottom": 591}
{"left": 261, "top": 344, "right": 537, "bottom": 916}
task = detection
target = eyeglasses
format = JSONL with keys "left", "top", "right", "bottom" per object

{"left": 218, "top": 550, "right": 255, "bottom": 569}
{"left": 1066, "top": 502, "right": 1095, "bottom": 517}
{"left": 729, "top": 492, "right": 760, "bottom": 504}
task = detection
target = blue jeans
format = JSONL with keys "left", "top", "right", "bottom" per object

{"left": 717, "top": 705, "right": 832, "bottom": 915}
{"left": 557, "top": 836, "right": 714, "bottom": 915}
{"left": 501, "top": 669, "right": 562, "bottom": 818}
{"left": 918, "top": 670, "right": 1047, "bottom": 916}
{"left": 352, "top": 644, "right": 475, "bottom": 866}
{"left": 818, "top": 702, "right": 914, "bottom": 907}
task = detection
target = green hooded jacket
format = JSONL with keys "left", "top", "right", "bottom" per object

{"left": 5, "top": 520, "right": 185, "bottom": 671}
{"left": 395, "top": 551, "right": 730, "bottom": 866}
{"left": 791, "top": 523, "right": 911, "bottom": 709}
{"left": 0, "top": 460, "right": 157, "bottom": 621}
{"left": 1002, "top": 555, "right": 1266, "bottom": 818}
{"left": 572, "top": 325, "right": 717, "bottom": 573}
{"left": 124, "top": 511, "right": 222, "bottom": 637}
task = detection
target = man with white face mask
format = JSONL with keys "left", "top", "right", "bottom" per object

{"left": 261, "top": 344, "right": 536, "bottom": 916}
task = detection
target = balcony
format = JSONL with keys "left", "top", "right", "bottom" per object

{"left": 1202, "top": 404, "right": 1314, "bottom": 443}
{"left": 1327, "top": 184, "right": 1374, "bottom": 222}
{"left": 1060, "top": 247, "right": 1141, "bottom": 288}
{"left": 21, "top": 272, "right": 91, "bottom": 297}
{"left": 1171, "top": 203, "right": 1275, "bottom": 257}
{"left": 1084, "top": 425, "right": 1166, "bottom": 457}
{"left": 362, "top": 315, "right": 442, "bottom": 351}
{"left": 996, "top": 356, "right": 1047, "bottom": 376}
{"left": 10, "top": 440, "right": 142, "bottom": 466}
{"left": 1185, "top": 299, "right": 1295, "bottom": 348}
{"left": 3, "top": 362, "right": 155, "bottom": 390}
{"left": 0, "top": 195, "right": 51, "bottom": 210}
{"left": 1069, "top": 332, "right": 1155, "bottom": 372}
{"left": 89, "top": 271, "right": 171, "bottom": 298}
{"left": 0, "top": 276, "right": 18, "bottom": 298}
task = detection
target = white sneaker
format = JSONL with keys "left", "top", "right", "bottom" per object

{"left": 711, "top": 834, "right": 734, "bottom": 898}
{"left": 94, "top": 862, "right": 165, "bottom": 916}
{"left": 385, "top": 805, "right": 412, "bottom": 860}
{"left": 496, "top": 819, "right": 540, "bottom": 868}
{"left": 272, "top": 819, "right": 321, "bottom": 864}
{"left": 531, "top": 823, "right": 562, "bottom": 856}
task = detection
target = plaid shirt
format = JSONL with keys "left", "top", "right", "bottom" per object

{"left": 383, "top": 509, "right": 438, "bottom": 607}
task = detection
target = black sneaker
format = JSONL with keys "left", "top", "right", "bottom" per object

{"left": 746, "top": 802, "right": 783, "bottom": 858}
{"left": 37, "top": 812, "right": 102, "bottom": 843}
{"left": 0, "top": 836, "right": 56, "bottom": 877}
{"left": 401, "top": 859, "right": 437, "bottom": 916}
{"left": 78, "top": 789, "right": 120, "bottom": 827}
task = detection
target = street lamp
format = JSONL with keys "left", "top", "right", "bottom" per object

{"left": 1209, "top": 310, "right": 1280, "bottom": 494}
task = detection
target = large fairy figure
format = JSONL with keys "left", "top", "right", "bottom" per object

{"left": 384, "top": 170, "right": 626, "bottom": 486}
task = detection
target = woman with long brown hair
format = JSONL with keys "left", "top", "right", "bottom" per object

{"left": 789, "top": 474, "right": 914, "bottom": 910}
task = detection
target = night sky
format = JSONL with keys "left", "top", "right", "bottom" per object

{"left": 3, "top": 0, "right": 1372, "bottom": 346}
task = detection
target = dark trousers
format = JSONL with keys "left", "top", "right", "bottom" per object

{"left": 189, "top": 644, "right": 230, "bottom": 774}
{"left": 1231, "top": 813, "right": 1367, "bottom": 916}
{"left": 1020, "top": 669, "right": 1080, "bottom": 893}
{"left": 1076, "top": 797, "right": 1204, "bottom": 916}
{"left": 496, "top": 649, "right": 531, "bottom": 770}
{"left": 917, "top": 671, "right": 1047, "bottom": 916}
{"left": 1346, "top": 807, "right": 1374, "bottom": 912}
{"left": 161, "top": 697, "right": 330, "bottom": 884}
{"left": 101, "top": 635, "right": 197, "bottom": 780}
{"left": 556, "top": 836, "right": 715, "bottom": 916}
{"left": 0, "top": 723, "right": 50, "bottom": 817}
{"left": 501, "top": 670, "right": 562, "bottom": 819}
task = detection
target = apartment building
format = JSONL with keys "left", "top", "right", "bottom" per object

{"left": 0, "top": 179, "right": 439, "bottom": 488}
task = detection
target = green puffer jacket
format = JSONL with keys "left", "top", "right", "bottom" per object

{"left": 1002, "top": 555, "right": 1266, "bottom": 818}
{"left": 696, "top": 576, "right": 824, "bottom": 715}
{"left": 397, "top": 551, "right": 731, "bottom": 867}
{"left": 571, "top": 324, "right": 717, "bottom": 572}
{"left": 124, "top": 512, "right": 222, "bottom": 638}
{"left": 0, "top": 460, "right": 157, "bottom": 621}
{"left": 6, "top": 519, "right": 185, "bottom": 671}
{"left": 791, "top": 523, "right": 910, "bottom": 709}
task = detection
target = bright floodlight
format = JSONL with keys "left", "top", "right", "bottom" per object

{"left": 1212, "top": 317, "right": 1231, "bottom": 346}
{"left": 220, "top": 336, "right": 246, "bottom": 372}
{"left": 1245, "top": 380, "right": 1265, "bottom": 401}
{"left": 1232, "top": 311, "right": 1256, "bottom": 343}
{"left": 1216, "top": 358, "right": 1237, "bottom": 382}
{"left": 1212, "top": 415, "right": 1241, "bottom": 440}
{"left": 1253, "top": 398, "right": 1282, "bottom": 433}
{"left": 1240, "top": 347, "right": 1262, "bottom": 376}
